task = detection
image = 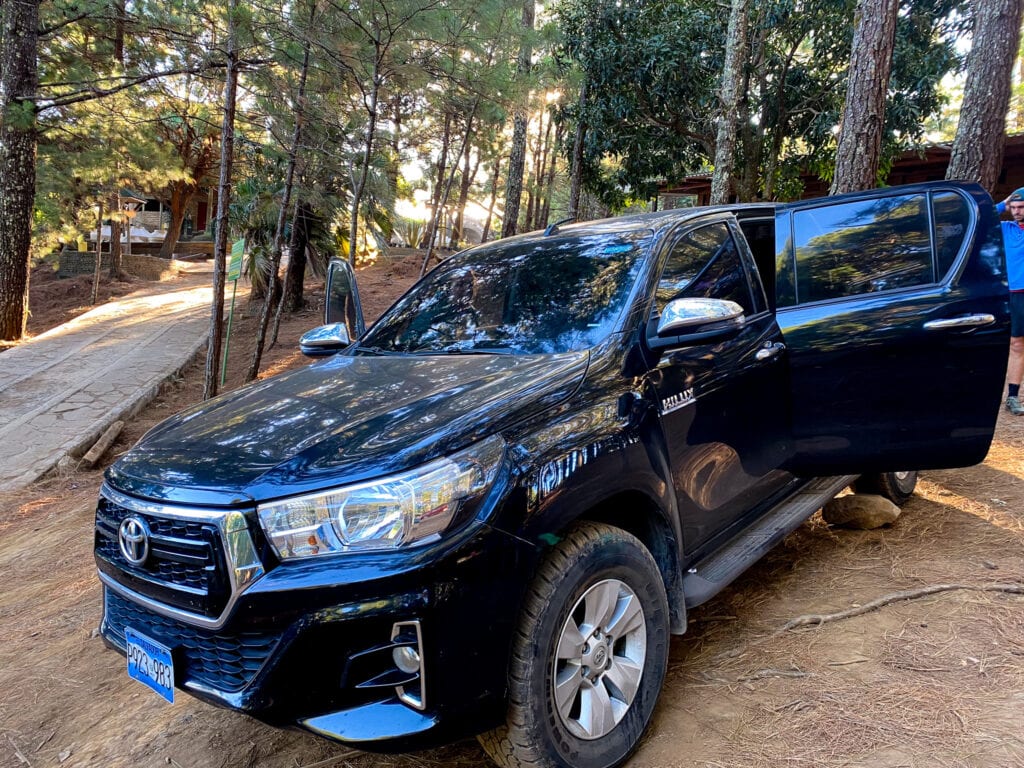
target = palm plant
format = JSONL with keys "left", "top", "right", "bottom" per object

{"left": 230, "top": 176, "right": 278, "bottom": 297}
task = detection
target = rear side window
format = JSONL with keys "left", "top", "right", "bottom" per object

{"left": 793, "top": 194, "right": 932, "bottom": 303}
{"left": 932, "top": 191, "right": 971, "bottom": 279}
{"left": 655, "top": 222, "right": 754, "bottom": 314}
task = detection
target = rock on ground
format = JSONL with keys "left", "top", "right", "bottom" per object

{"left": 823, "top": 493, "right": 901, "bottom": 529}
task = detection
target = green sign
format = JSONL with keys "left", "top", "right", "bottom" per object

{"left": 227, "top": 238, "right": 245, "bottom": 281}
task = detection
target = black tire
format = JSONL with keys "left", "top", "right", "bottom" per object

{"left": 478, "top": 522, "right": 669, "bottom": 768}
{"left": 852, "top": 471, "right": 918, "bottom": 506}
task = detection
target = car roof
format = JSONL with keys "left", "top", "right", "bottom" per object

{"left": 503, "top": 180, "right": 988, "bottom": 245}
{"left": 502, "top": 202, "right": 779, "bottom": 245}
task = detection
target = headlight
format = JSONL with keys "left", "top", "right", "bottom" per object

{"left": 257, "top": 435, "right": 505, "bottom": 559}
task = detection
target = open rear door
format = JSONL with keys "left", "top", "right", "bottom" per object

{"left": 774, "top": 182, "right": 1008, "bottom": 474}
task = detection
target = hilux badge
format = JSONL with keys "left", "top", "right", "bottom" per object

{"left": 661, "top": 388, "right": 696, "bottom": 415}
{"left": 118, "top": 516, "right": 151, "bottom": 565}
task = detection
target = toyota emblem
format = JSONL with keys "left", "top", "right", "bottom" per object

{"left": 118, "top": 516, "right": 151, "bottom": 566}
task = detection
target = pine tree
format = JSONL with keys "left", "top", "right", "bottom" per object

{"left": 0, "top": 0, "right": 40, "bottom": 341}
{"left": 946, "top": 0, "right": 1024, "bottom": 188}
{"left": 710, "top": 0, "right": 749, "bottom": 205}
{"left": 830, "top": 0, "right": 899, "bottom": 195}
{"left": 501, "top": 0, "right": 534, "bottom": 238}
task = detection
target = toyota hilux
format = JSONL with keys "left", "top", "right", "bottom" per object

{"left": 95, "top": 181, "right": 1008, "bottom": 768}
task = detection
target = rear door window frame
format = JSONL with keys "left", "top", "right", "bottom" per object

{"left": 775, "top": 187, "right": 978, "bottom": 309}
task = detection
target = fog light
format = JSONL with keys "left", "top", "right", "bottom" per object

{"left": 391, "top": 620, "right": 426, "bottom": 710}
{"left": 392, "top": 645, "right": 421, "bottom": 674}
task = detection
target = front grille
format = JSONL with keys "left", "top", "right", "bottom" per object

{"left": 95, "top": 495, "right": 232, "bottom": 617}
{"left": 104, "top": 589, "right": 280, "bottom": 692}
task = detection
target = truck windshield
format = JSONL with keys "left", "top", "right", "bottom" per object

{"left": 359, "top": 232, "right": 652, "bottom": 355}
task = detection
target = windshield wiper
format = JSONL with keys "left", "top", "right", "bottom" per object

{"left": 444, "top": 346, "right": 512, "bottom": 355}
{"left": 408, "top": 343, "right": 512, "bottom": 355}
{"left": 355, "top": 344, "right": 402, "bottom": 356}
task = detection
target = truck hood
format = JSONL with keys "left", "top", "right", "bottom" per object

{"left": 107, "top": 351, "right": 588, "bottom": 505}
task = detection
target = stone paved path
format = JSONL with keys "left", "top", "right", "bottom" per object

{"left": 0, "top": 265, "right": 215, "bottom": 493}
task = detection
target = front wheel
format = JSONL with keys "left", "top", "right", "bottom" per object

{"left": 852, "top": 470, "right": 918, "bottom": 506}
{"left": 478, "top": 522, "right": 669, "bottom": 768}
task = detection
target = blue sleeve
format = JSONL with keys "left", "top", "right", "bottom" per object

{"left": 997, "top": 201, "right": 1007, "bottom": 214}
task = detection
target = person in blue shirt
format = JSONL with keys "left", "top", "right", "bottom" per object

{"left": 996, "top": 188, "right": 1024, "bottom": 414}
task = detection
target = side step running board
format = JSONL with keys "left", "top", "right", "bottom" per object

{"left": 682, "top": 475, "right": 857, "bottom": 609}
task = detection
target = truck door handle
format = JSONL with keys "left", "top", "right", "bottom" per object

{"left": 755, "top": 342, "right": 786, "bottom": 361}
{"left": 923, "top": 314, "right": 995, "bottom": 331}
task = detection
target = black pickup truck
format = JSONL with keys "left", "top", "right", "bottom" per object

{"left": 95, "top": 181, "right": 1008, "bottom": 768}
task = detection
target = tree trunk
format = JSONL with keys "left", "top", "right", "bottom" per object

{"left": 421, "top": 111, "right": 452, "bottom": 251}
{"left": 349, "top": 55, "right": 380, "bottom": 267}
{"left": 761, "top": 34, "right": 804, "bottom": 200}
{"left": 91, "top": 201, "right": 104, "bottom": 305}
{"left": 830, "top": 0, "right": 898, "bottom": 195}
{"left": 504, "top": 114, "right": 529, "bottom": 237}
{"left": 502, "top": 0, "right": 534, "bottom": 238}
{"left": 113, "top": 0, "right": 126, "bottom": 64}
{"left": 203, "top": 0, "right": 238, "bottom": 400}
{"left": 525, "top": 112, "right": 549, "bottom": 232}
{"left": 0, "top": 0, "right": 39, "bottom": 342}
{"left": 540, "top": 122, "right": 563, "bottom": 228}
{"left": 386, "top": 96, "right": 403, "bottom": 203}
{"left": 268, "top": 198, "right": 310, "bottom": 349}
{"left": 523, "top": 185, "right": 535, "bottom": 234}
{"left": 946, "top": 0, "right": 1024, "bottom": 188}
{"left": 450, "top": 142, "right": 477, "bottom": 248}
{"left": 737, "top": 11, "right": 766, "bottom": 201}
{"left": 538, "top": 113, "right": 553, "bottom": 219}
{"left": 249, "top": 19, "right": 311, "bottom": 381}
{"left": 108, "top": 213, "right": 123, "bottom": 280}
{"left": 108, "top": 191, "right": 123, "bottom": 279}
{"left": 108, "top": 0, "right": 126, "bottom": 283}
{"left": 159, "top": 182, "right": 196, "bottom": 258}
{"left": 280, "top": 201, "right": 311, "bottom": 314}
{"left": 523, "top": 112, "right": 543, "bottom": 232}
{"left": 711, "top": 0, "right": 749, "bottom": 205}
{"left": 1018, "top": 51, "right": 1024, "bottom": 132}
{"left": 568, "top": 81, "right": 588, "bottom": 221}
{"left": 482, "top": 156, "right": 501, "bottom": 243}
{"left": 421, "top": 103, "right": 480, "bottom": 275}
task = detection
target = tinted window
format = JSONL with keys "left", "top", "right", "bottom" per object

{"left": 654, "top": 223, "right": 754, "bottom": 314}
{"left": 793, "top": 194, "right": 932, "bottom": 303}
{"left": 932, "top": 191, "right": 971, "bottom": 279}
{"left": 360, "top": 232, "right": 651, "bottom": 354}
{"left": 737, "top": 218, "right": 772, "bottom": 312}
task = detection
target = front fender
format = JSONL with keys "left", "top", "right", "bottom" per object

{"left": 490, "top": 397, "right": 687, "bottom": 631}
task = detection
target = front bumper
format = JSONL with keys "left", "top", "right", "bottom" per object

{"left": 100, "top": 519, "right": 537, "bottom": 750}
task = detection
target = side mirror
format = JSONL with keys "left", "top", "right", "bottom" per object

{"left": 649, "top": 298, "right": 745, "bottom": 349}
{"left": 325, "top": 258, "right": 365, "bottom": 339}
{"left": 299, "top": 323, "right": 352, "bottom": 357}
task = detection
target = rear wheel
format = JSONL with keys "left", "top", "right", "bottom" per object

{"left": 852, "top": 471, "right": 918, "bottom": 506}
{"left": 478, "top": 522, "right": 669, "bottom": 768}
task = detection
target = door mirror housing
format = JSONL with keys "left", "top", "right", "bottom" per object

{"left": 649, "top": 298, "right": 746, "bottom": 349}
{"left": 299, "top": 323, "right": 352, "bottom": 357}
{"left": 325, "top": 258, "right": 365, "bottom": 340}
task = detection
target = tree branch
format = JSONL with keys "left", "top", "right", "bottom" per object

{"left": 37, "top": 59, "right": 267, "bottom": 111}
{"left": 780, "top": 583, "right": 1024, "bottom": 632}
{"left": 716, "top": 582, "right": 1024, "bottom": 662}
{"left": 38, "top": 12, "right": 94, "bottom": 38}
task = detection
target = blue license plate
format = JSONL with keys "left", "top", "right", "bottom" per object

{"left": 125, "top": 627, "right": 174, "bottom": 703}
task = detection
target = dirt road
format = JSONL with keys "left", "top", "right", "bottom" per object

{"left": 2, "top": 260, "right": 1022, "bottom": 768}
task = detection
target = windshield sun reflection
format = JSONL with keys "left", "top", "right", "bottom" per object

{"left": 359, "top": 232, "right": 653, "bottom": 355}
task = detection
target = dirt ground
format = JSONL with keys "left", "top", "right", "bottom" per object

{"left": 1, "top": 253, "right": 1023, "bottom": 768}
